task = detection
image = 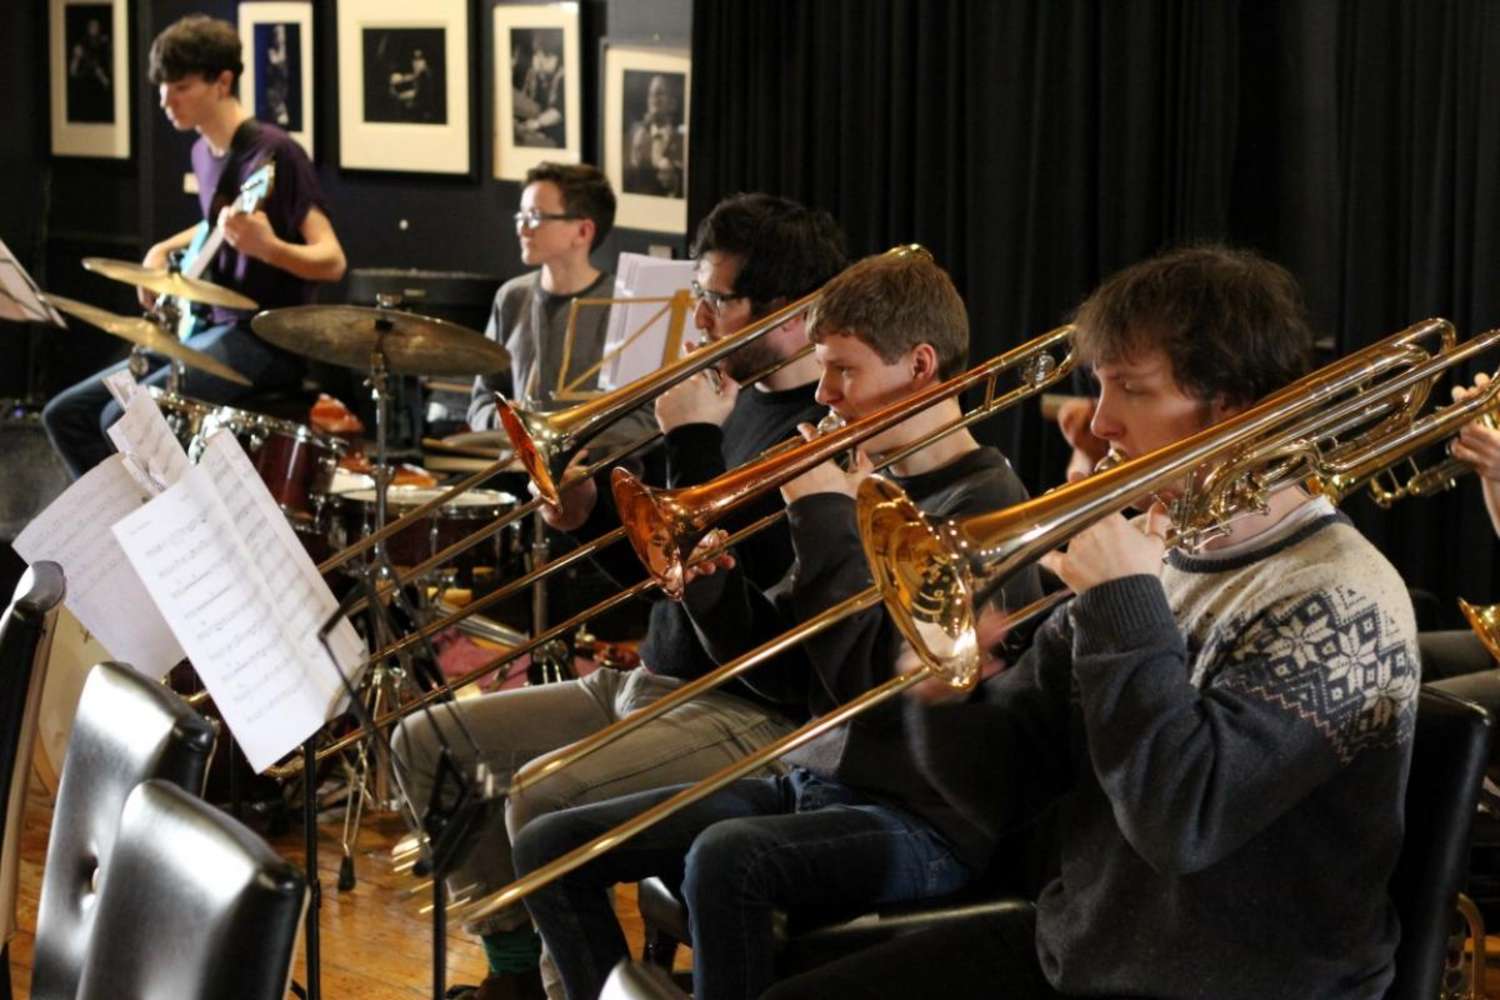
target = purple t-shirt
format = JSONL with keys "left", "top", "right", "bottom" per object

{"left": 190, "top": 120, "right": 327, "bottom": 323}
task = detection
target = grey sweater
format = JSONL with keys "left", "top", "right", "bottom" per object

{"left": 908, "top": 500, "right": 1419, "bottom": 999}
{"left": 468, "top": 270, "right": 655, "bottom": 446}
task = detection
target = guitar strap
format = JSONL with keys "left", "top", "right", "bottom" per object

{"left": 208, "top": 117, "right": 265, "bottom": 223}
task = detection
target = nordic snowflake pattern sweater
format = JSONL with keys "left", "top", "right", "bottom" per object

{"left": 907, "top": 499, "right": 1420, "bottom": 999}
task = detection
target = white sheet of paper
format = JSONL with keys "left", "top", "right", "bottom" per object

{"left": 102, "top": 370, "right": 139, "bottom": 407}
{"left": 13, "top": 456, "right": 185, "bottom": 675}
{"left": 112, "top": 432, "right": 362, "bottom": 772}
{"left": 600, "top": 254, "right": 695, "bottom": 390}
{"left": 106, "top": 389, "right": 191, "bottom": 495}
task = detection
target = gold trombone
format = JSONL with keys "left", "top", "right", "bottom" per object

{"left": 497, "top": 245, "right": 928, "bottom": 506}
{"left": 264, "top": 320, "right": 1078, "bottom": 780}
{"left": 459, "top": 317, "right": 1491, "bottom": 921}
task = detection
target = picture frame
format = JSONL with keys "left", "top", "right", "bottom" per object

{"left": 493, "top": 2, "right": 583, "bottom": 181}
{"left": 239, "top": 2, "right": 315, "bottom": 158}
{"left": 49, "top": 0, "right": 130, "bottom": 158}
{"left": 603, "top": 42, "right": 690, "bottom": 234}
{"left": 336, "top": 0, "right": 472, "bottom": 174}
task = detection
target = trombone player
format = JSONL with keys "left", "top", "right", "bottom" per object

{"left": 511, "top": 249, "right": 1044, "bottom": 1000}
{"left": 395, "top": 193, "right": 844, "bottom": 1000}
{"left": 766, "top": 245, "right": 1421, "bottom": 1000}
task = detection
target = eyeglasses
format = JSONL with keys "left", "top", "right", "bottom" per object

{"left": 689, "top": 278, "right": 746, "bottom": 315}
{"left": 513, "top": 209, "right": 582, "bottom": 231}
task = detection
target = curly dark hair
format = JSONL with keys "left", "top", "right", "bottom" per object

{"left": 1072, "top": 243, "right": 1314, "bottom": 407}
{"left": 690, "top": 194, "right": 847, "bottom": 318}
{"left": 148, "top": 15, "right": 243, "bottom": 87}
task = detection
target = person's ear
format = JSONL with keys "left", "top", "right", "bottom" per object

{"left": 910, "top": 343, "right": 940, "bottom": 385}
{"left": 577, "top": 218, "right": 596, "bottom": 251}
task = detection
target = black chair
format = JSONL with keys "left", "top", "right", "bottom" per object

{"left": 1386, "top": 687, "right": 1492, "bottom": 1000}
{"left": 73, "top": 779, "right": 306, "bottom": 1000}
{"left": 600, "top": 958, "right": 690, "bottom": 1000}
{"left": 29, "top": 661, "right": 216, "bottom": 1000}
{"left": 0, "top": 562, "right": 64, "bottom": 1000}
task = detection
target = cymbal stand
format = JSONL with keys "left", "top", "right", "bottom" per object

{"left": 529, "top": 509, "right": 574, "bottom": 684}
{"left": 308, "top": 326, "right": 498, "bottom": 995}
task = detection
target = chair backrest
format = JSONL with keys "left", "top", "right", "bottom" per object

{"left": 1385, "top": 687, "right": 1492, "bottom": 1000}
{"left": 601, "top": 959, "right": 690, "bottom": 1000}
{"left": 0, "top": 562, "right": 65, "bottom": 945}
{"left": 29, "top": 662, "right": 216, "bottom": 1000}
{"left": 74, "top": 780, "right": 307, "bottom": 1000}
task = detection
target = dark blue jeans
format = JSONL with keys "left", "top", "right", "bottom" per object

{"left": 511, "top": 768, "right": 973, "bottom": 1000}
{"left": 41, "top": 319, "right": 303, "bottom": 478}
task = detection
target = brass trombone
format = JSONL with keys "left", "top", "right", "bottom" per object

{"left": 459, "top": 317, "right": 1490, "bottom": 921}
{"left": 498, "top": 245, "right": 929, "bottom": 506}
{"left": 264, "top": 320, "right": 1077, "bottom": 780}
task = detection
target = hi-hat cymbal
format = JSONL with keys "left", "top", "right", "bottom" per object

{"left": 251, "top": 305, "right": 510, "bottom": 376}
{"left": 82, "top": 257, "right": 259, "bottom": 311}
{"left": 44, "top": 294, "right": 252, "bottom": 386}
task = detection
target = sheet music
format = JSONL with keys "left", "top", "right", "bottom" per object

{"left": 13, "top": 456, "right": 185, "bottom": 675}
{"left": 103, "top": 370, "right": 139, "bottom": 407}
{"left": 600, "top": 254, "right": 695, "bottom": 390}
{"left": 113, "top": 432, "right": 361, "bottom": 772}
{"left": 106, "top": 389, "right": 191, "bottom": 495}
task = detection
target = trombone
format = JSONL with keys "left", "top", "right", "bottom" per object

{"left": 264, "top": 320, "right": 1078, "bottom": 780}
{"left": 459, "top": 317, "right": 1491, "bottom": 921}
{"left": 498, "top": 245, "right": 929, "bottom": 506}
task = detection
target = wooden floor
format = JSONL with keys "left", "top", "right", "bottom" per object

{"left": 5, "top": 780, "right": 686, "bottom": 999}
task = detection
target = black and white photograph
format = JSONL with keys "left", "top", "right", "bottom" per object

{"left": 50, "top": 0, "right": 129, "bottom": 156}
{"left": 240, "top": 2, "right": 314, "bottom": 157}
{"left": 620, "top": 69, "right": 685, "bottom": 199}
{"left": 493, "top": 3, "right": 581, "bottom": 181}
{"left": 254, "top": 24, "right": 302, "bottom": 131}
{"left": 64, "top": 4, "right": 113, "bottom": 123}
{"left": 362, "top": 27, "right": 447, "bottom": 125}
{"left": 603, "top": 43, "right": 690, "bottom": 232}
{"left": 338, "top": 0, "right": 471, "bottom": 174}
{"left": 510, "top": 28, "right": 564, "bottom": 147}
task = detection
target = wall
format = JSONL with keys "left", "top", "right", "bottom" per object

{"left": 0, "top": 0, "right": 692, "bottom": 400}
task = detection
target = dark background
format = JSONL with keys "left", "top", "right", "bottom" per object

{"left": 3, "top": 0, "right": 1499, "bottom": 629}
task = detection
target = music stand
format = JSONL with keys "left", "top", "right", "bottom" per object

{"left": 0, "top": 238, "right": 66, "bottom": 405}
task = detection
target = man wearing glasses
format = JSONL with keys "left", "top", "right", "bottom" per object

{"left": 404, "top": 193, "right": 846, "bottom": 1000}
{"left": 469, "top": 162, "right": 632, "bottom": 429}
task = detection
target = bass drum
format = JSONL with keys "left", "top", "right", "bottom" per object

{"left": 30, "top": 607, "right": 112, "bottom": 797}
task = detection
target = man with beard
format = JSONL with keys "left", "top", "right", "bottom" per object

{"left": 395, "top": 193, "right": 845, "bottom": 1000}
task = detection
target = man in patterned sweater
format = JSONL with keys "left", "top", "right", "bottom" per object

{"left": 765, "top": 244, "right": 1421, "bottom": 1000}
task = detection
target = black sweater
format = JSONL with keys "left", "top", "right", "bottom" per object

{"left": 683, "top": 446, "right": 1042, "bottom": 868}
{"left": 570, "top": 382, "right": 825, "bottom": 710}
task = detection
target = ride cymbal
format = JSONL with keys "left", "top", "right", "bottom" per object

{"left": 44, "top": 293, "right": 251, "bottom": 386}
{"left": 251, "top": 305, "right": 510, "bottom": 376}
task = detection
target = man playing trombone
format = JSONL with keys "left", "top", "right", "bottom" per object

{"left": 395, "top": 193, "right": 844, "bottom": 1000}
{"left": 765, "top": 245, "right": 1422, "bottom": 999}
{"left": 511, "top": 249, "right": 1044, "bottom": 1000}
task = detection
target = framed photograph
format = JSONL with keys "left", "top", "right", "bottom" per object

{"left": 49, "top": 0, "right": 130, "bottom": 158}
{"left": 337, "top": 0, "right": 472, "bottom": 174}
{"left": 603, "top": 42, "right": 690, "bottom": 234}
{"left": 493, "top": 2, "right": 582, "bottom": 181}
{"left": 239, "top": 2, "right": 314, "bottom": 158}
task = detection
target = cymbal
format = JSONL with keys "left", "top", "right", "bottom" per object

{"left": 44, "top": 294, "right": 252, "bottom": 386}
{"left": 82, "top": 257, "right": 259, "bottom": 311}
{"left": 251, "top": 305, "right": 510, "bottom": 376}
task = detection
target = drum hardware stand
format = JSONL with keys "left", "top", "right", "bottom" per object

{"left": 316, "top": 542, "right": 494, "bottom": 1000}
{"left": 529, "top": 511, "right": 575, "bottom": 684}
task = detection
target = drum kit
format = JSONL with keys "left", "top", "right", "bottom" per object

{"left": 33, "top": 257, "right": 529, "bottom": 847}
{"left": 42, "top": 258, "right": 519, "bottom": 585}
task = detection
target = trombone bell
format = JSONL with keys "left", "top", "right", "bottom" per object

{"left": 857, "top": 476, "right": 980, "bottom": 686}
{"left": 497, "top": 396, "right": 564, "bottom": 507}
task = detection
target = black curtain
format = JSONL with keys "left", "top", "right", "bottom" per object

{"left": 689, "top": 0, "right": 1500, "bottom": 626}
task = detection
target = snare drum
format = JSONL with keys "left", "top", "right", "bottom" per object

{"left": 198, "top": 404, "right": 349, "bottom": 523}
{"left": 333, "top": 485, "right": 520, "bottom": 584}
